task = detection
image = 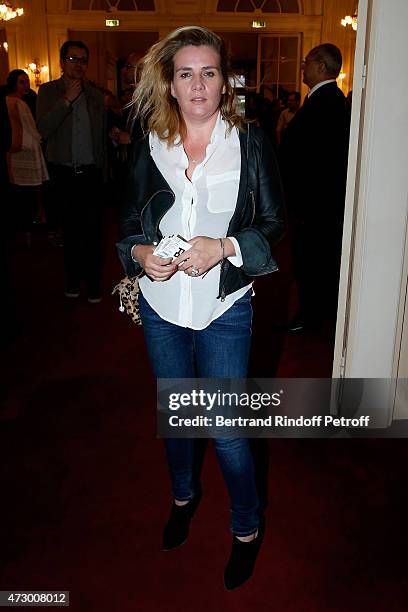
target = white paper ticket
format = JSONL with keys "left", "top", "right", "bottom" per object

{"left": 153, "top": 235, "right": 192, "bottom": 260}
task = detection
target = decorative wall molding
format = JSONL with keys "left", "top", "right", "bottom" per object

{"left": 46, "top": 10, "right": 321, "bottom": 33}
{"left": 4, "top": 0, "right": 354, "bottom": 93}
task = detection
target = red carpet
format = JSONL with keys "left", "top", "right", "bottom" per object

{"left": 1, "top": 213, "right": 407, "bottom": 611}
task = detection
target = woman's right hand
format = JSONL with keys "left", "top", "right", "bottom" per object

{"left": 132, "top": 245, "right": 176, "bottom": 281}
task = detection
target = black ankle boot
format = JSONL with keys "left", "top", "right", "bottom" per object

{"left": 162, "top": 490, "right": 202, "bottom": 551}
{"left": 223, "top": 517, "right": 265, "bottom": 590}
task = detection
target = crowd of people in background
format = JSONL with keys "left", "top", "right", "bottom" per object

{"left": 1, "top": 45, "right": 142, "bottom": 252}
{"left": 0, "top": 37, "right": 351, "bottom": 345}
{"left": 0, "top": 43, "right": 142, "bottom": 341}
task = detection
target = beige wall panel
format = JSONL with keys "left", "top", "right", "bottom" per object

{"left": 162, "top": 0, "right": 203, "bottom": 13}
{"left": 4, "top": 29, "right": 18, "bottom": 72}
{"left": 23, "top": 0, "right": 50, "bottom": 88}
{"left": 303, "top": 0, "right": 323, "bottom": 14}
{"left": 341, "top": 26, "right": 356, "bottom": 93}
{"left": 5, "top": 24, "right": 30, "bottom": 75}
{"left": 155, "top": 0, "right": 168, "bottom": 14}
{"left": 46, "top": 0, "right": 69, "bottom": 11}
{"left": 0, "top": 31, "right": 9, "bottom": 84}
{"left": 48, "top": 28, "right": 68, "bottom": 80}
{"left": 171, "top": 1, "right": 204, "bottom": 14}
{"left": 321, "top": 0, "right": 356, "bottom": 93}
{"left": 204, "top": 0, "right": 218, "bottom": 12}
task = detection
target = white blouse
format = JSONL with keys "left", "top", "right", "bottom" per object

{"left": 138, "top": 113, "right": 252, "bottom": 330}
{"left": 7, "top": 97, "right": 49, "bottom": 187}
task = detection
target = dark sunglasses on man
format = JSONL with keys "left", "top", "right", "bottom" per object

{"left": 64, "top": 55, "right": 88, "bottom": 66}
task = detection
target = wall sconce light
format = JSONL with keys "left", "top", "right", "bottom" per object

{"left": 338, "top": 72, "right": 346, "bottom": 90}
{"left": 2, "top": 41, "right": 8, "bottom": 52}
{"left": 341, "top": 7, "right": 358, "bottom": 31}
{"left": 25, "top": 58, "right": 48, "bottom": 87}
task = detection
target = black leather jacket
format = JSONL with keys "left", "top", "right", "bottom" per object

{"left": 117, "top": 123, "right": 285, "bottom": 300}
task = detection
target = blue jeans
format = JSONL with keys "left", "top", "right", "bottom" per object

{"left": 138, "top": 290, "right": 259, "bottom": 536}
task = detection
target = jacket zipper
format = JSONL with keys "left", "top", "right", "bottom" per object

{"left": 250, "top": 190, "right": 256, "bottom": 225}
{"left": 219, "top": 189, "right": 254, "bottom": 301}
{"left": 218, "top": 259, "right": 229, "bottom": 301}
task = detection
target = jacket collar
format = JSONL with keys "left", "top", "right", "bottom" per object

{"left": 308, "top": 79, "right": 337, "bottom": 97}
{"left": 225, "top": 126, "right": 249, "bottom": 234}
{"left": 56, "top": 76, "right": 66, "bottom": 93}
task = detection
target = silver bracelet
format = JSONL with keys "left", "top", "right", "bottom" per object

{"left": 131, "top": 245, "right": 138, "bottom": 264}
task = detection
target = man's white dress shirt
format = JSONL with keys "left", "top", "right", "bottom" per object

{"left": 307, "top": 79, "right": 336, "bottom": 98}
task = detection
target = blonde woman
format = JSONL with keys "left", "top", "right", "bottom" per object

{"left": 117, "top": 26, "right": 285, "bottom": 590}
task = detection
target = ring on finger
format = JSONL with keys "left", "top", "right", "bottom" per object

{"left": 191, "top": 266, "right": 200, "bottom": 277}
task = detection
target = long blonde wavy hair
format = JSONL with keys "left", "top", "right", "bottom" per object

{"left": 130, "top": 26, "right": 244, "bottom": 145}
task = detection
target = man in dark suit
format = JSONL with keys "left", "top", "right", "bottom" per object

{"left": 37, "top": 40, "right": 106, "bottom": 302}
{"left": 279, "top": 43, "right": 350, "bottom": 332}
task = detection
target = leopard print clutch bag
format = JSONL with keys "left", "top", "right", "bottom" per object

{"left": 112, "top": 276, "right": 142, "bottom": 326}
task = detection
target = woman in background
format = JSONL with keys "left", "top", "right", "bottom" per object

{"left": 6, "top": 69, "right": 48, "bottom": 246}
{"left": 118, "top": 26, "right": 285, "bottom": 590}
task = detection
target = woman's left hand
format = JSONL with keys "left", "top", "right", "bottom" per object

{"left": 172, "top": 236, "right": 226, "bottom": 277}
